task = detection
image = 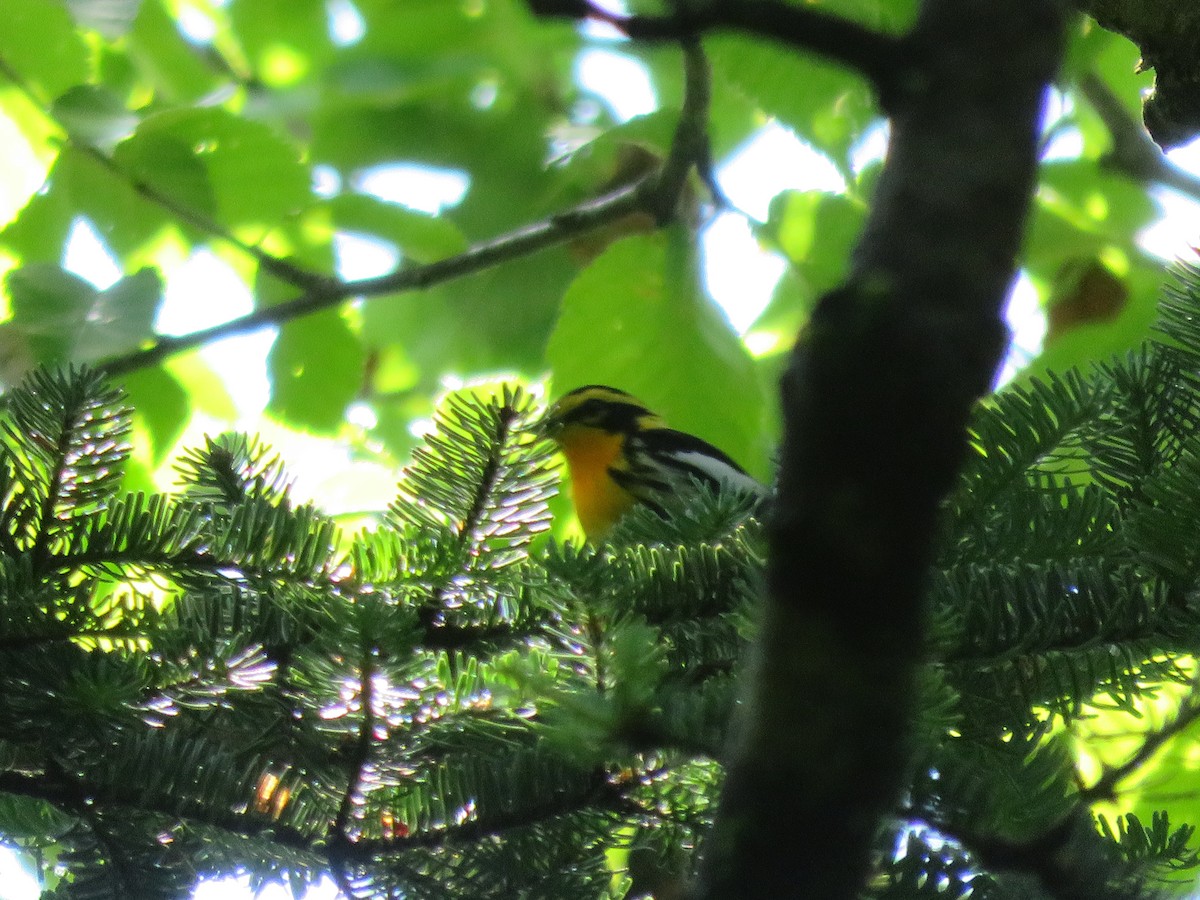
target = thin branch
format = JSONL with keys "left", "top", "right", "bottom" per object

{"left": 1080, "top": 73, "right": 1200, "bottom": 202}
{"left": 1079, "top": 686, "right": 1200, "bottom": 804}
{"left": 0, "top": 54, "right": 332, "bottom": 295}
{"left": 653, "top": 40, "right": 715, "bottom": 222}
{"left": 330, "top": 643, "right": 378, "bottom": 897}
{"left": 917, "top": 806, "right": 1133, "bottom": 900}
{"left": 97, "top": 169, "right": 658, "bottom": 378}
{"left": 70, "top": 143, "right": 335, "bottom": 291}
{"left": 529, "top": 0, "right": 908, "bottom": 94}
{"left": 1, "top": 42, "right": 718, "bottom": 382}
{"left": 0, "top": 763, "right": 631, "bottom": 862}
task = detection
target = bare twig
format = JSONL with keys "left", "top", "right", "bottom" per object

{"left": 1079, "top": 72, "right": 1200, "bottom": 202}
{"left": 2, "top": 42, "right": 719, "bottom": 382}
{"left": 529, "top": 0, "right": 908, "bottom": 95}
{"left": 0, "top": 55, "right": 332, "bottom": 294}
{"left": 70, "top": 143, "right": 335, "bottom": 291}
{"left": 99, "top": 181, "right": 647, "bottom": 377}
{"left": 96, "top": 47, "right": 719, "bottom": 377}
{"left": 330, "top": 643, "right": 378, "bottom": 897}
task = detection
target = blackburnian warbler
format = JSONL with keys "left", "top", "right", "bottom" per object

{"left": 541, "top": 385, "right": 765, "bottom": 539}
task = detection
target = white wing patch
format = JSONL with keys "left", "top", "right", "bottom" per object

{"left": 660, "top": 450, "right": 766, "bottom": 496}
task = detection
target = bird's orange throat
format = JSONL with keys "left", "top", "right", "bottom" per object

{"left": 556, "top": 425, "right": 636, "bottom": 538}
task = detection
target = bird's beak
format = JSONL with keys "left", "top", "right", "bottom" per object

{"left": 533, "top": 410, "right": 562, "bottom": 442}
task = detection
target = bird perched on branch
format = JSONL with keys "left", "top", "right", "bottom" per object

{"left": 540, "top": 384, "right": 764, "bottom": 539}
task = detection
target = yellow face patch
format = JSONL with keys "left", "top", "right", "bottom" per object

{"left": 555, "top": 424, "right": 637, "bottom": 538}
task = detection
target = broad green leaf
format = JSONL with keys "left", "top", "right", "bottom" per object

{"left": 125, "top": 0, "right": 223, "bottom": 102}
{"left": 749, "top": 190, "right": 865, "bottom": 340}
{"left": 94, "top": 267, "right": 162, "bottom": 350}
{"left": 119, "top": 108, "right": 310, "bottom": 230}
{"left": 165, "top": 352, "right": 237, "bottom": 421}
{"left": 51, "top": 85, "right": 139, "bottom": 150}
{"left": 1037, "top": 159, "right": 1158, "bottom": 247}
{"left": 707, "top": 33, "right": 876, "bottom": 176}
{"left": 268, "top": 310, "right": 364, "bottom": 432}
{"left": 0, "top": 0, "right": 89, "bottom": 98}
{"left": 121, "top": 365, "right": 190, "bottom": 464}
{"left": 0, "top": 174, "right": 74, "bottom": 266}
{"left": 229, "top": 0, "right": 332, "bottom": 88}
{"left": 329, "top": 194, "right": 466, "bottom": 263}
{"left": 1017, "top": 262, "right": 1165, "bottom": 384}
{"left": 361, "top": 247, "right": 575, "bottom": 391}
{"left": 4, "top": 264, "right": 96, "bottom": 362}
{"left": 817, "top": 0, "right": 918, "bottom": 30}
{"left": 4, "top": 264, "right": 161, "bottom": 364}
{"left": 113, "top": 129, "right": 216, "bottom": 222}
{"left": 55, "top": 146, "right": 176, "bottom": 261}
{"left": 546, "top": 229, "right": 770, "bottom": 478}
{"left": 759, "top": 190, "right": 864, "bottom": 293}
{"left": 66, "top": 0, "right": 144, "bottom": 38}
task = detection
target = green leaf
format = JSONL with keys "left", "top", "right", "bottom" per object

{"left": 92, "top": 267, "right": 162, "bottom": 353}
{"left": 267, "top": 310, "right": 364, "bottom": 432}
{"left": 1030, "top": 160, "right": 1158, "bottom": 266}
{"left": 228, "top": 0, "right": 333, "bottom": 87}
{"left": 118, "top": 108, "right": 310, "bottom": 230}
{"left": 125, "top": 0, "right": 223, "bottom": 102}
{"left": 0, "top": 171, "right": 74, "bottom": 266}
{"left": 121, "top": 365, "right": 190, "bottom": 464}
{"left": 4, "top": 265, "right": 160, "bottom": 365}
{"left": 361, "top": 246, "right": 574, "bottom": 389}
{"left": 757, "top": 189, "right": 864, "bottom": 304}
{"left": 0, "top": 0, "right": 89, "bottom": 98}
{"left": 1018, "top": 262, "right": 1166, "bottom": 383}
{"left": 707, "top": 33, "right": 875, "bottom": 176}
{"left": 66, "top": 0, "right": 144, "bottom": 38}
{"left": 112, "top": 129, "right": 216, "bottom": 222}
{"left": 51, "top": 85, "right": 139, "bottom": 151}
{"left": 329, "top": 194, "right": 467, "bottom": 263}
{"left": 54, "top": 146, "right": 175, "bottom": 261}
{"left": 545, "top": 229, "right": 770, "bottom": 478}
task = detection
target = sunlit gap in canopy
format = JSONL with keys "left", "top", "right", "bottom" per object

{"left": 1041, "top": 88, "right": 1084, "bottom": 162}
{"left": 1138, "top": 133, "right": 1200, "bottom": 261}
{"left": 996, "top": 273, "right": 1047, "bottom": 387}
{"left": 342, "top": 162, "right": 469, "bottom": 284}
{"left": 0, "top": 847, "right": 39, "bottom": 900}
{"left": 192, "top": 872, "right": 339, "bottom": 900}
{"left": 155, "top": 248, "right": 274, "bottom": 419}
{"left": 63, "top": 216, "right": 122, "bottom": 290}
{"left": 326, "top": 0, "right": 365, "bottom": 47}
{"left": 352, "top": 164, "right": 470, "bottom": 217}
{"left": 707, "top": 123, "right": 848, "bottom": 337}
{"left": 173, "top": 1, "right": 220, "bottom": 45}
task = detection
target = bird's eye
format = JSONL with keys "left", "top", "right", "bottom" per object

{"left": 577, "top": 398, "right": 604, "bottom": 422}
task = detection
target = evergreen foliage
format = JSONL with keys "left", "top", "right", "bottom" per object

{"left": 10, "top": 269, "right": 1200, "bottom": 896}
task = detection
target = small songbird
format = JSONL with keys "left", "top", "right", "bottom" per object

{"left": 540, "top": 385, "right": 764, "bottom": 539}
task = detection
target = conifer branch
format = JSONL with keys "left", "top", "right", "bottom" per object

{"left": 0, "top": 764, "right": 632, "bottom": 862}
{"left": 1080, "top": 687, "right": 1200, "bottom": 803}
